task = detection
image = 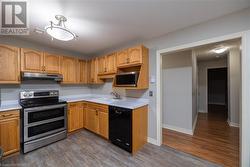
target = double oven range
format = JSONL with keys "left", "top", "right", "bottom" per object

{"left": 19, "top": 90, "right": 67, "bottom": 153}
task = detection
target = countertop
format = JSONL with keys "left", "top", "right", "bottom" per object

{"left": 0, "top": 94, "right": 149, "bottom": 112}
{"left": 60, "top": 94, "right": 149, "bottom": 109}
{"left": 0, "top": 100, "right": 21, "bottom": 112}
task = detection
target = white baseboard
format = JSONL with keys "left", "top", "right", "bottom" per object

{"left": 227, "top": 120, "right": 240, "bottom": 128}
{"left": 162, "top": 124, "right": 193, "bottom": 135}
{"left": 198, "top": 110, "right": 207, "bottom": 113}
{"left": 192, "top": 114, "right": 198, "bottom": 133}
{"left": 147, "top": 137, "right": 159, "bottom": 145}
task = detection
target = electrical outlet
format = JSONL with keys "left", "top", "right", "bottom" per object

{"left": 149, "top": 91, "right": 153, "bottom": 97}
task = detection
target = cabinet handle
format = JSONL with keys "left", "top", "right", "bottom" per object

{"left": 115, "top": 110, "right": 122, "bottom": 115}
{"left": 95, "top": 110, "right": 98, "bottom": 116}
{"left": 126, "top": 58, "right": 129, "bottom": 63}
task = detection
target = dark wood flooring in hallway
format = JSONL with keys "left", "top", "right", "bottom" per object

{"left": 162, "top": 104, "right": 239, "bottom": 167}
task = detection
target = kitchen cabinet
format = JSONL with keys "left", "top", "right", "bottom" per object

{"left": 21, "top": 48, "right": 44, "bottom": 72}
{"left": 117, "top": 49, "right": 128, "bottom": 67}
{"left": 85, "top": 102, "right": 109, "bottom": 139}
{"left": 98, "top": 53, "right": 117, "bottom": 76}
{"left": 43, "top": 53, "right": 60, "bottom": 74}
{"left": 117, "top": 45, "right": 145, "bottom": 68}
{"left": 67, "top": 102, "right": 85, "bottom": 132}
{"left": 21, "top": 49, "right": 60, "bottom": 74}
{"left": 88, "top": 58, "right": 103, "bottom": 84}
{"left": 0, "top": 110, "right": 20, "bottom": 156}
{"left": 0, "top": 44, "right": 20, "bottom": 84}
{"left": 60, "top": 56, "right": 77, "bottom": 84}
{"left": 78, "top": 59, "right": 88, "bottom": 84}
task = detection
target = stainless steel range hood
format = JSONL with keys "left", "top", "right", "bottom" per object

{"left": 21, "top": 72, "right": 63, "bottom": 82}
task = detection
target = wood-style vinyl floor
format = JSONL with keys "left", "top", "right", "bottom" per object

{"left": 3, "top": 130, "right": 219, "bottom": 167}
{"left": 162, "top": 105, "right": 239, "bottom": 167}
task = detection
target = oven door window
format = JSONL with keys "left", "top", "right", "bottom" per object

{"left": 28, "top": 107, "right": 65, "bottom": 124}
{"left": 28, "top": 120, "right": 65, "bottom": 137}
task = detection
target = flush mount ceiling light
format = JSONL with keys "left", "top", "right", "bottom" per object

{"left": 212, "top": 46, "right": 228, "bottom": 54}
{"left": 45, "top": 15, "right": 77, "bottom": 41}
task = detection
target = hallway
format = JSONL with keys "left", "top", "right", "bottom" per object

{"left": 162, "top": 104, "right": 239, "bottom": 167}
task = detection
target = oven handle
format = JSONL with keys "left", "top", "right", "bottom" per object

{"left": 24, "top": 104, "right": 67, "bottom": 113}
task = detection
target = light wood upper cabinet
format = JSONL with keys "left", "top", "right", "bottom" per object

{"left": 44, "top": 53, "right": 60, "bottom": 74}
{"left": 128, "top": 46, "right": 143, "bottom": 65}
{"left": 0, "top": 110, "right": 20, "bottom": 156}
{"left": 117, "top": 45, "right": 145, "bottom": 68}
{"left": 98, "top": 53, "right": 117, "bottom": 76}
{"left": 60, "top": 56, "right": 77, "bottom": 84}
{"left": 0, "top": 45, "right": 20, "bottom": 84}
{"left": 78, "top": 59, "right": 88, "bottom": 84}
{"left": 98, "top": 56, "right": 106, "bottom": 74}
{"left": 89, "top": 58, "right": 103, "bottom": 84}
{"left": 106, "top": 53, "right": 117, "bottom": 74}
{"left": 117, "top": 49, "right": 128, "bottom": 67}
{"left": 21, "top": 48, "right": 44, "bottom": 72}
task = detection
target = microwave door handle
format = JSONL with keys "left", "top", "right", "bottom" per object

{"left": 24, "top": 104, "right": 67, "bottom": 112}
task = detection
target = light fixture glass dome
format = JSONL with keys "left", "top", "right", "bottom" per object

{"left": 45, "top": 15, "right": 77, "bottom": 41}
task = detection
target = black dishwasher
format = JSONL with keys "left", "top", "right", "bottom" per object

{"left": 109, "top": 106, "right": 132, "bottom": 152}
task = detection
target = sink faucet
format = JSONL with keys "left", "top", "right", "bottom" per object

{"left": 110, "top": 91, "right": 121, "bottom": 99}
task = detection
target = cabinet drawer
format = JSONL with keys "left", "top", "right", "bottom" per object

{"left": 86, "top": 102, "right": 108, "bottom": 112}
{"left": 0, "top": 110, "right": 19, "bottom": 120}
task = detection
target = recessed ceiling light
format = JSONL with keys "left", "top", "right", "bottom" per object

{"left": 212, "top": 46, "right": 228, "bottom": 54}
{"left": 45, "top": 15, "right": 77, "bottom": 41}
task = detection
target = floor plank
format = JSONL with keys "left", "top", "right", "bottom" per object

{"left": 3, "top": 130, "right": 219, "bottom": 167}
{"left": 162, "top": 105, "right": 239, "bottom": 167}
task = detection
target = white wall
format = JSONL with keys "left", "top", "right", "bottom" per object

{"left": 197, "top": 58, "right": 227, "bottom": 113}
{"left": 162, "top": 51, "right": 193, "bottom": 134}
{"left": 228, "top": 47, "right": 241, "bottom": 125}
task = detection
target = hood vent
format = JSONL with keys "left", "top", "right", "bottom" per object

{"left": 21, "top": 72, "right": 63, "bottom": 82}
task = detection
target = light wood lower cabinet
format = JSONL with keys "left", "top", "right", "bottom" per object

{"left": 68, "top": 102, "right": 108, "bottom": 139}
{"left": 67, "top": 102, "right": 85, "bottom": 132}
{"left": 85, "top": 102, "right": 109, "bottom": 139}
{"left": 0, "top": 110, "right": 20, "bottom": 156}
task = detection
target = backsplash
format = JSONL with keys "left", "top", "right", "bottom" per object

{"left": 0, "top": 80, "right": 91, "bottom": 102}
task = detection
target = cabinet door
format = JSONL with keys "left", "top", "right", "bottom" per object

{"left": 90, "top": 59, "right": 96, "bottom": 83}
{"left": 60, "top": 56, "right": 77, "bottom": 83}
{"left": 85, "top": 107, "right": 99, "bottom": 133}
{"left": 86, "top": 60, "right": 92, "bottom": 84}
{"left": 78, "top": 60, "right": 87, "bottom": 84}
{"left": 44, "top": 53, "right": 60, "bottom": 74}
{"left": 99, "top": 111, "right": 108, "bottom": 139}
{"left": 98, "top": 56, "right": 106, "bottom": 74}
{"left": 0, "top": 45, "right": 20, "bottom": 84}
{"left": 82, "top": 103, "right": 87, "bottom": 128}
{"left": 0, "top": 117, "right": 20, "bottom": 156}
{"left": 128, "top": 46, "right": 142, "bottom": 65}
{"left": 68, "top": 103, "right": 80, "bottom": 132}
{"left": 106, "top": 53, "right": 117, "bottom": 74}
{"left": 21, "top": 48, "right": 44, "bottom": 72}
{"left": 117, "top": 49, "right": 128, "bottom": 67}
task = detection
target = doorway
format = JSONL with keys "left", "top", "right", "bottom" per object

{"left": 207, "top": 67, "right": 228, "bottom": 120}
{"left": 161, "top": 39, "right": 240, "bottom": 167}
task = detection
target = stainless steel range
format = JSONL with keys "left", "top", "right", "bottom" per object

{"left": 19, "top": 90, "right": 67, "bottom": 153}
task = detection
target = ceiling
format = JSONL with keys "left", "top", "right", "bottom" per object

{"left": 19, "top": 0, "right": 250, "bottom": 55}
{"left": 195, "top": 38, "right": 241, "bottom": 62}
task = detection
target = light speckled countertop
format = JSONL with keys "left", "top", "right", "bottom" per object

{"left": 60, "top": 94, "right": 149, "bottom": 109}
{"left": 0, "top": 94, "right": 149, "bottom": 112}
{"left": 0, "top": 100, "right": 21, "bottom": 112}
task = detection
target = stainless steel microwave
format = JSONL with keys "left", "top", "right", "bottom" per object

{"left": 115, "top": 72, "right": 139, "bottom": 87}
